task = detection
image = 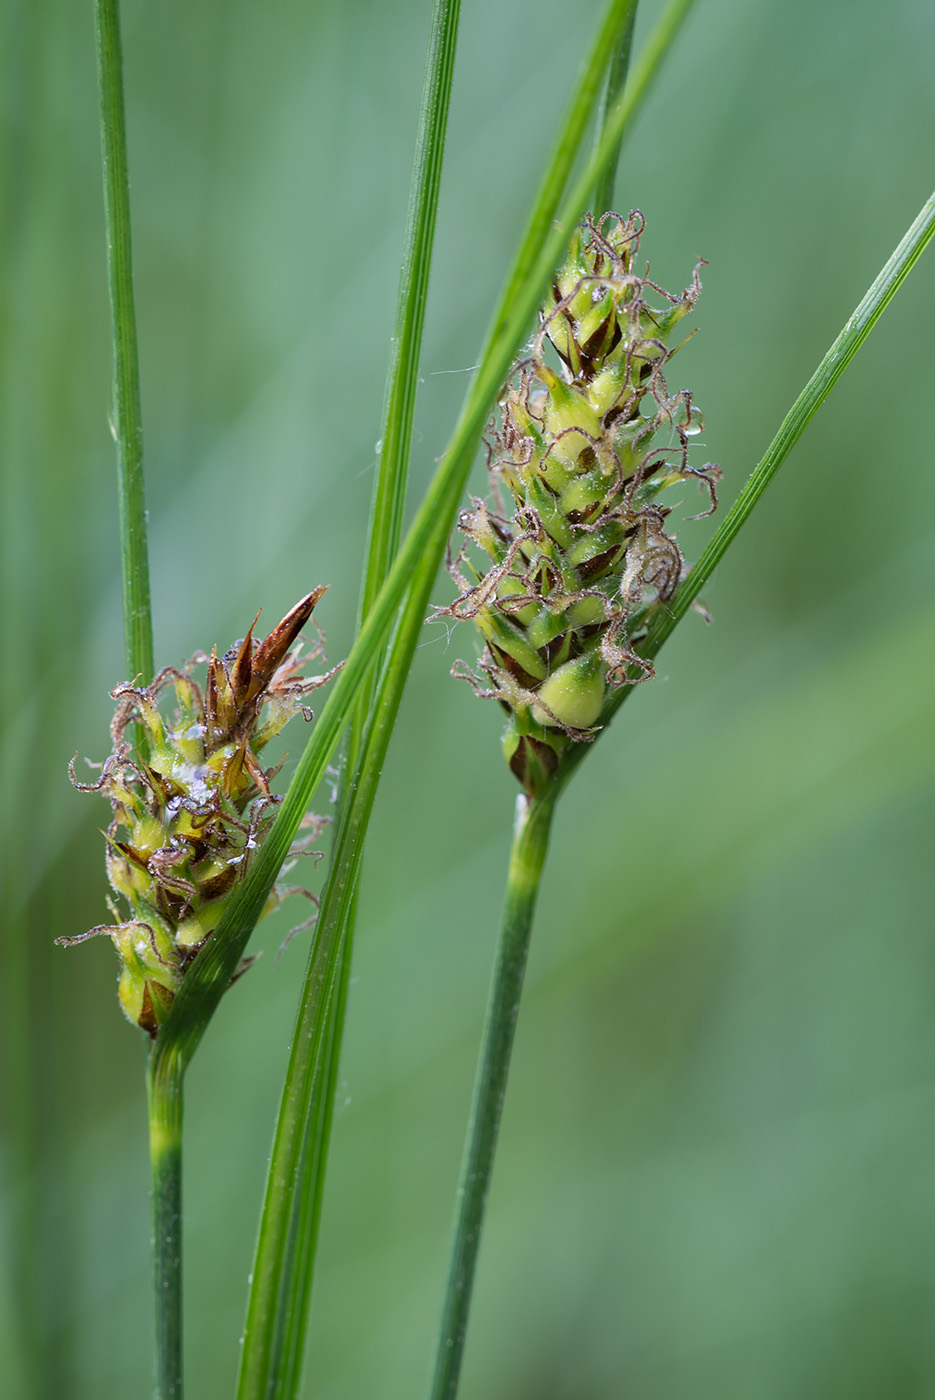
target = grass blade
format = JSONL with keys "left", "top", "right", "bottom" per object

{"left": 649, "top": 189, "right": 935, "bottom": 647}
{"left": 357, "top": 0, "right": 461, "bottom": 640}
{"left": 96, "top": 4, "right": 169, "bottom": 1394}
{"left": 232, "top": 3, "right": 694, "bottom": 1394}
{"left": 95, "top": 0, "right": 153, "bottom": 687}
{"left": 236, "top": 620, "right": 415, "bottom": 1400}
{"left": 149, "top": 0, "right": 693, "bottom": 1085}
{"left": 591, "top": 0, "right": 638, "bottom": 214}
{"left": 554, "top": 184, "right": 935, "bottom": 795}
{"left": 236, "top": 2, "right": 462, "bottom": 1394}
{"left": 557, "top": 185, "right": 935, "bottom": 787}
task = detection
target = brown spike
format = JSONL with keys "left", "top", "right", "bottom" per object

{"left": 241, "top": 743, "right": 271, "bottom": 797}
{"left": 220, "top": 741, "right": 249, "bottom": 800}
{"left": 205, "top": 645, "right": 238, "bottom": 746}
{"left": 229, "top": 612, "right": 260, "bottom": 704}
{"left": 251, "top": 587, "right": 327, "bottom": 692}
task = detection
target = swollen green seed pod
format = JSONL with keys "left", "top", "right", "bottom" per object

{"left": 435, "top": 210, "right": 720, "bottom": 795}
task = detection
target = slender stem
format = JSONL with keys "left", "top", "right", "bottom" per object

{"left": 95, "top": 0, "right": 153, "bottom": 687}
{"left": 235, "top": 5, "right": 461, "bottom": 1397}
{"left": 98, "top": 5, "right": 164, "bottom": 1393}
{"left": 147, "top": 1057, "right": 184, "bottom": 1400}
{"left": 591, "top": 0, "right": 638, "bottom": 214}
{"left": 236, "top": 613, "right": 411, "bottom": 1400}
{"left": 357, "top": 0, "right": 461, "bottom": 639}
{"left": 427, "top": 791, "right": 556, "bottom": 1400}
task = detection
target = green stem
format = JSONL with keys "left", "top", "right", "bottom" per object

{"left": 235, "top": 5, "right": 461, "bottom": 1396}
{"left": 591, "top": 0, "right": 638, "bottom": 214}
{"left": 427, "top": 791, "right": 556, "bottom": 1400}
{"left": 147, "top": 1057, "right": 184, "bottom": 1400}
{"left": 95, "top": 0, "right": 153, "bottom": 687}
{"left": 236, "top": 608, "right": 410, "bottom": 1400}
{"left": 356, "top": 0, "right": 461, "bottom": 641}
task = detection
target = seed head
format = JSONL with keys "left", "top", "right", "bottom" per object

{"left": 58, "top": 590, "right": 341, "bottom": 1036}
{"left": 435, "top": 211, "right": 720, "bottom": 794}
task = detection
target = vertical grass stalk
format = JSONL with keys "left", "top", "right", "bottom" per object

{"left": 95, "top": 0, "right": 153, "bottom": 687}
{"left": 554, "top": 184, "right": 935, "bottom": 781}
{"left": 236, "top": 3, "right": 461, "bottom": 1395}
{"left": 147, "top": 1060, "right": 183, "bottom": 1400}
{"left": 97, "top": 0, "right": 167, "bottom": 1392}
{"left": 591, "top": 0, "right": 637, "bottom": 214}
{"left": 427, "top": 792, "right": 556, "bottom": 1400}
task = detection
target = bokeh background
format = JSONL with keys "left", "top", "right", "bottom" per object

{"left": 2, "top": 0, "right": 934, "bottom": 1396}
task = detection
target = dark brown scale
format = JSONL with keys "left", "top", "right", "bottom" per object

{"left": 575, "top": 544, "right": 627, "bottom": 581}
{"left": 540, "top": 631, "right": 571, "bottom": 667}
{"left": 580, "top": 315, "right": 621, "bottom": 366}
{"left": 114, "top": 840, "right": 149, "bottom": 870}
{"left": 194, "top": 863, "right": 238, "bottom": 902}
{"left": 489, "top": 643, "right": 542, "bottom": 691}
{"left": 508, "top": 734, "right": 558, "bottom": 790}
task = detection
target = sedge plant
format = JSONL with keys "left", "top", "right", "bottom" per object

{"left": 54, "top": 0, "right": 935, "bottom": 1396}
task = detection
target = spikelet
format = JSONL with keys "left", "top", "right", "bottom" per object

{"left": 436, "top": 211, "right": 720, "bottom": 794}
{"left": 58, "top": 590, "right": 341, "bottom": 1035}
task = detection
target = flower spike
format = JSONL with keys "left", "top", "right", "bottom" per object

{"left": 435, "top": 212, "right": 720, "bottom": 794}
{"left": 58, "top": 590, "right": 340, "bottom": 1035}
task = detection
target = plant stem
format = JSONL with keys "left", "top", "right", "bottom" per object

{"left": 147, "top": 1056, "right": 184, "bottom": 1400}
{"left": 235, "top": 5, "right": 461, "bottom": 1396}
{"left": 427, "top": 790, "right": 556, "bottom": 1400}
{"left": 95, "top": 0, "right": 153, "bottom": 687}
{"left": 591, "top": 0, "right": 638, "bottom": 214}
{"left": 98, "top": 5, "right": 165, "bottom": 1394}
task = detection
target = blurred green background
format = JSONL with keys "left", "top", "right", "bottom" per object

{"left": 2, "top": 0, "right": 934, "bottom": 1396}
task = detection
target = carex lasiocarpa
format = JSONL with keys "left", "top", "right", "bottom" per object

{"left": 436, "top": 211, "right": 720, "bottom": 794}
{"left": 58, "top": 591, "right": 340, "bottom": 1035}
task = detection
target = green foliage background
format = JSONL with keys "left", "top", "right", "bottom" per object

{"left": 2, "top": 0, "right": 934, "bottom": 1396}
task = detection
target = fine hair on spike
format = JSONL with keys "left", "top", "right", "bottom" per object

{"left": 434, "top": 211, "right": 720, "bottom": 795}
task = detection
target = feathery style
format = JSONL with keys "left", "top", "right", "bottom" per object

{"left": 58, "top": 591, "right": 340, "bottom": 1035}
{"left": 438, "top": 211, "right": 720, "bottom": 793}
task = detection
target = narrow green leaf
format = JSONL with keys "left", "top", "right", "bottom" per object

{"left": 357, "top": 0, "right": 461, "bottom": 640}
{"left": 96, "top": 6, "right": 167, "bottom": 1396}
{"left": 651, "top": 189, "right": 935, "bottom": 647}
{"left": 237, "top": 626, "right": 414, "bottom": 1400}
{"left": 591, "top": 0, "right": 638, "bottom": 214}
{"left": 149, "top": 0, "right": 694, "bottom": 1084}
{"left": 95, "top": 0, "right": 153, "bottom": 687}
{"left": 557, "top": 185, "right": 935, "bottom": 790}
{"left": 233, "top": 4, "right": 693, "bottom": 1391}
{"left": 236, "top": 2, "right": 462, "bottom": 1395}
